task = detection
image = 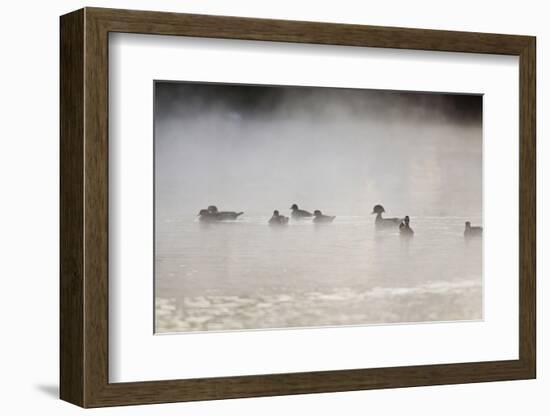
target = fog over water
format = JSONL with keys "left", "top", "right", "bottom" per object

{"left": 154, "top": 82, "right": 482, "bottom": 333}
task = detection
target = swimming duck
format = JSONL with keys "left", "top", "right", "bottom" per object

{"left": 371, "top": 204, "right": 402, "bottom": 229}
{"left": 198, "top": 209, "right": 218, "bottom": 222}
{"left": 290, "top": 204, "right": 313, "bottom": 219}
{"left": 399, "top": 215, "right": 414, "bottom": 236}
{"left": 205, "top": 205, "right": 244, "bottom": 221}
{"left": 464, "top": 221, "right": 482, "bottom": 238}
{"left": 269, "top": 210, "right": 289, "bottom": 225}
{"left": 313, "top": 210, "right": 335, "bottom": 223}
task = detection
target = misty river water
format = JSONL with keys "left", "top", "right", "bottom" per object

{"left": 155, "top": 214, "right": 482, "bottom": 333}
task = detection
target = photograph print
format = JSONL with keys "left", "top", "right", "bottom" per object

{"left": 154, "top": 81, "right": 483, "bottom": 334}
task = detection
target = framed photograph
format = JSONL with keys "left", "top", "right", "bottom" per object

{"left": 60, "top": 7, "right": 536, "bottom": 407}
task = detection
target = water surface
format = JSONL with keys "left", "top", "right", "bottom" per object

{"left": 155, "top": 214, "right": 482, "bottom": 333}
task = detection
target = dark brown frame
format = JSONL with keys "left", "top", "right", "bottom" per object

{"left": 60, "top": 7, "right": 536, "bottom": 408}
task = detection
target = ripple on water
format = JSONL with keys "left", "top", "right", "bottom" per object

{"left": 156, "top": 279, "right": 482, "bottom": 333}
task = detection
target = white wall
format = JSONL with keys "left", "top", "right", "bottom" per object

{"left": 0, "top": 0, "right": 545, "bottom": 414}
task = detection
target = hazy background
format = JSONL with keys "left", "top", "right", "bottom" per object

{"left": 154, "top": 81, "right": 483, "bottom": 333}
{"left": 155, "top": 82, "right": 482, "bottom": 219}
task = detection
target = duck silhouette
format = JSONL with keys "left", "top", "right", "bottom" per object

{"left": 290, "top": 204, "right": 313, "bottom": 219}
{"left": 198, "top": 209, "right": 218, "bottom": 222}
{"left": 399, "top": 215, "right": 414, "bottom": 237}
{"left": 464, "top": 221, "right": 482, "bottom": 238}
{"left": 203, "top": 205, "right": 244, "bottom": 221}
{"left": 313, "top": 210, "right": 335, "bottom": 223}
{"left": 371, "top": 204, "right": 402, "bottom": 229}
{"left": 269, "top": 210, "right": 289, "bottom": 225}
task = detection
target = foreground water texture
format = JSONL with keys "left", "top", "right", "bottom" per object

{"left": 156, "top": 216, "right": 482, "bottom": 333}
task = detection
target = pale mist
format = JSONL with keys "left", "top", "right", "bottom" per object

{"left": 154, "top": 81, "right": 483, "bottom": 333}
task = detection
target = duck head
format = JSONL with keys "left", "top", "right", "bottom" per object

{"left": 207, "top": 205, "right": 218, "bottom": 213}
{"left": 314, "top": 210, "right": 322, "bottom": 216}
{"left": 465, "top": 221, "right": 471, "bottom": 229}
{"left": 273, "top": 210, "right": 280, "bottom": 216}
{"left": 371, "top": 204, "right": 385, "bottom": 214}
{"left": 198, "top": 209, "right": 210, "bottom": 216}
{"left": 290, "top": 204, "right": 298, "bottom": 210}
{"left": 404, "top": 215, "right": 410, "bottom": 225}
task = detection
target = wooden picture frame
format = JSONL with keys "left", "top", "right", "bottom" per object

{"left": 60, "top": 7, "right": 536, "bottom": 408}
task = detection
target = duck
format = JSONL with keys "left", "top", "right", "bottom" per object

{"left": 198, "top": 209, "right": 218, "bottom": 222}
{"left": 371, "top": 204, "right": 402, "bottom": 229}
{"left": 290, "top": 204, "right": 313, "bottom": 219}
{"left": 269, "top": 210, "right": 289, "bottom": 225}
{"left": 464, "top": 221, "right": 482, "bottom": 238}
{"left": 399, "top": 215, "right": 414, "bottom": 236}
{"left": 205, "top": 205, "right": 244, "bottom": 221}
{"left": 313, "top": 210, "right": 335, "bottom": 223}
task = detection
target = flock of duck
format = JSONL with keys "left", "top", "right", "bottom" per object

{"left": 198, "top": 204, "right": 483, "bottom": 238}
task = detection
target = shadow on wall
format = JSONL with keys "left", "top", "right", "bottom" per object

{"left": 34, "top": 384, "right": 58, "bottom": 399}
